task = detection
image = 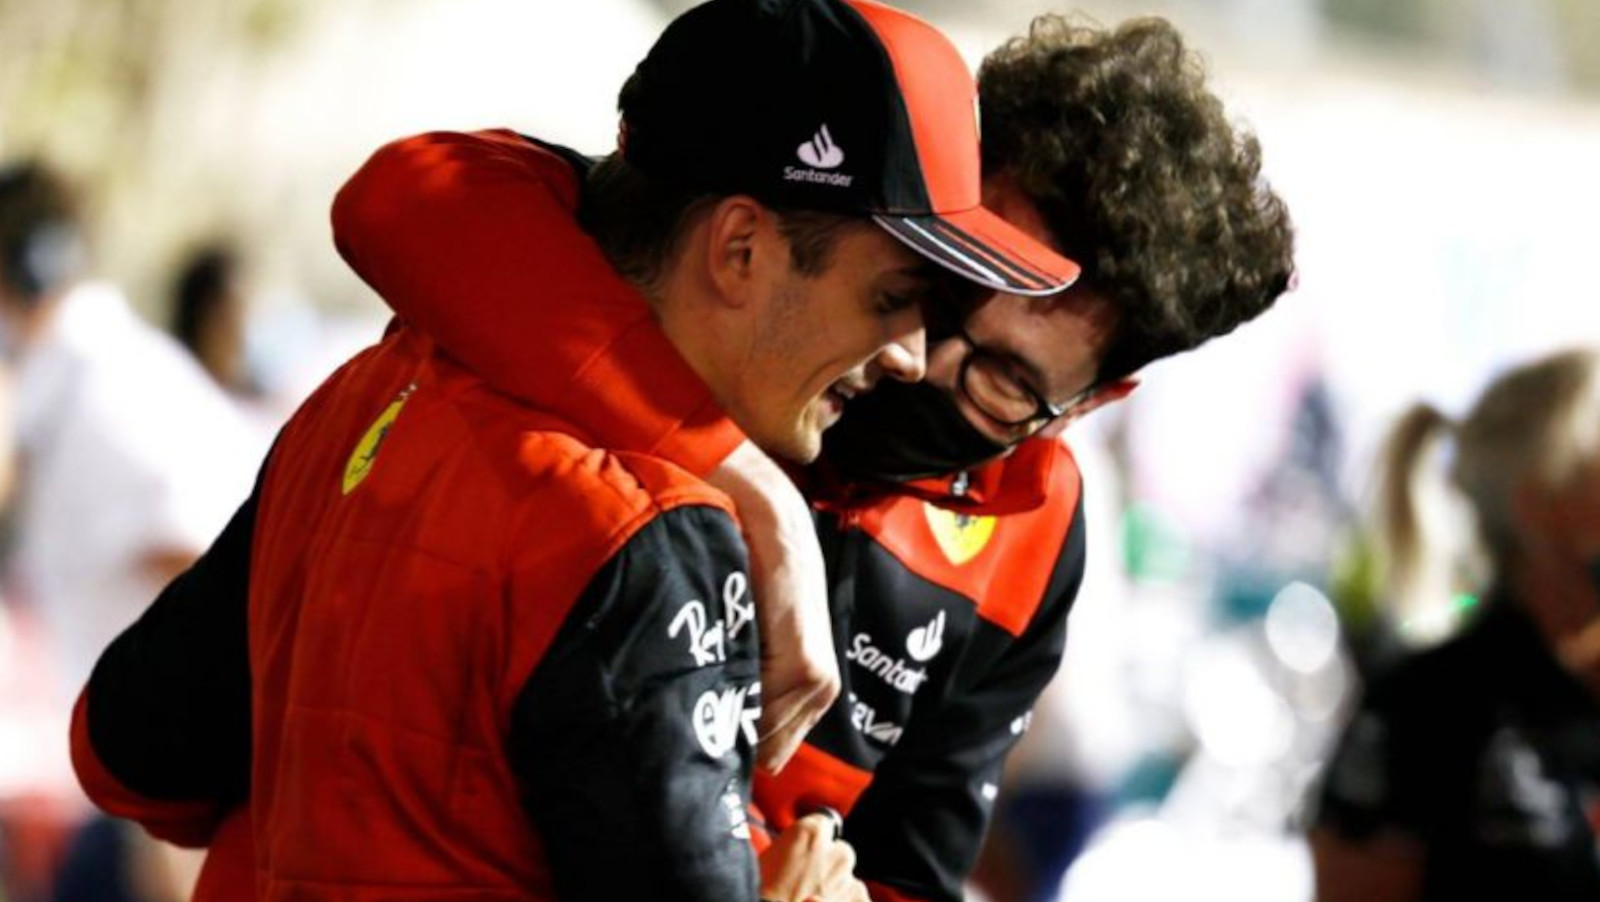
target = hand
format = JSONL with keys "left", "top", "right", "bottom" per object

{"left": 759, "top": 811, "right": 868, "bottom": 902}
{"left": 707, "top": 442, "right": 841, "bottom": 772}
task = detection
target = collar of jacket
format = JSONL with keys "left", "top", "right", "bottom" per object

{"left": 799, "top": 437, "right": 1062, "bottom": 517}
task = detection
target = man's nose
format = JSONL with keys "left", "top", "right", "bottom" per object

{"left": 877, "top": 325, "right": 926, "bottom": 384}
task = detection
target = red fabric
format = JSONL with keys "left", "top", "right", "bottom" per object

{"left": 850, "top": 448, "right": 1081, "bottom": 637}
{"left": 332, "top": 129, "right": 745, "bottom": 479}
{"left": 864, "top": 879, "right": 928, "bottom": 902}
{"left": 192, "top": 809, "right": 252, "bottom": 902}
{"left": 752, "top": 742, "right": 875, "bottom": 847}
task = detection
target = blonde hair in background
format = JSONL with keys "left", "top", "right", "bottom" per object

{"left": 1376, "top": 348, "right": 1600, "bottom": 638}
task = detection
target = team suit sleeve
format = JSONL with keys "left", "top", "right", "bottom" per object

{"left": 509, "top": 503, "right": 764, "bottom": 901}
{"left": 330, "top": 128, "right": 744, "bottom": 477}
{"left": 849, "top": 499, "right": 1086, "bottom": 902}
{"left": 70, "top": 467, "right": 262, "bottom": 847}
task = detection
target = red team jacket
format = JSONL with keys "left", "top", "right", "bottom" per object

{"left": 331, "top": 131, "right": 1089, "bottom": 902}
{"left": 72, "top": 277, "right": 766, "bottom": 893}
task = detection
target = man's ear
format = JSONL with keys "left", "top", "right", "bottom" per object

{"left": 705, "top": 195, "right": 771, "bottom": 308}
{"left": 1037, "top": 376, "right": 1138, "bottom": 439}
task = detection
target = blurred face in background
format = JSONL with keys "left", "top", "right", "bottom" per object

{"left": 1514, "top": 448, "right": 1600, "bottom": 692}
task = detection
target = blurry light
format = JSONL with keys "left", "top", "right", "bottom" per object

{"left": 1120, "top": 502, "right": 1191, "bottom": 585}
{"left": 1395, "top": 593, "right": 1481, "bottom": 644}
{"left": 0, "top": 709, "right": 73, "bottom": 797}
{"left": 1060, "top": 817, "right": 1188, "bottom": 901}
{"left": 1183, "top": 642, "right": 1296, "bottom": 768}
{"left": 1060, "top": 815, "right": 1314, "bottom": 902}
{"left": 0, "top": 717, "right": 32, "bottom": 794}
{"left": 1291, "top": 659, "right": 1352, "bottom": 724}
{"left": 0, "top": 610, "right": 12, "bottom": 683}
{"left": 1264, "top": 581, "right": 1340, "bottom": 674}
{"left": 1399, "top": 600, "right": 1466, "bottom": 644}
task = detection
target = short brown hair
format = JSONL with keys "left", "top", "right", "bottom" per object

{"left": 978, "top": 16, "right": 1296, "bottom": 382}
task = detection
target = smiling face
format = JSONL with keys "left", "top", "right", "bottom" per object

{"left": 813, "top": 177, "right": 1141, "bottom": 484}
{"left": 920, "top": 177, "right": 1128, "bottom": 448}
{"left": 731, "top": 223, "right": 940, "bottom": 463}
{"left": 927, "top": 282, "right": 1119, "bottom": 445}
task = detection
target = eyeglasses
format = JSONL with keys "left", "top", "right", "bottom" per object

{"left": 950, "top": 325, "right": 1092, "bottom": 431}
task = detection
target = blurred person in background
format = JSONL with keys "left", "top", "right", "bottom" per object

{"left": 67, "top": 1, "right": 1081, "bottom": 900}
{"left": 328, "top": 13, "right": 1295, "bottom": 901}
{"left": 167, "top": 243, "right": 258, "bottom": 402}
{"left": 165, "top": 241, "right": 282, "bottom": 458}
{"left": 1310, "top": 347, "right": 1600, "bottom": 901}
{"left": 0, "top": 161, "right": 256, "bottom": 722}
{"left": 0, "top": 160, "right": 256, "bottom": 902}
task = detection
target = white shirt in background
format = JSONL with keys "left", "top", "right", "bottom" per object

{"left": 11, "top": 281, "right": 261, "bottom": 709}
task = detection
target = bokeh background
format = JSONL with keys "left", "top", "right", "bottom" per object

{"left": 2, "top": 0, "right": 1599, "bottom": 900}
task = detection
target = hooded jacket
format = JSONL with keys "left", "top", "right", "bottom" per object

{"left": 70, "top": 177, "right": 765, "bottom": 900}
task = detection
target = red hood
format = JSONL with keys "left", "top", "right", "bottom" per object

{"left": 333, "top": 129, "right": 743, "bottom": 477}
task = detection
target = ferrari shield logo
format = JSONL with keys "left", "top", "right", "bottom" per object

{"left": 923, "top": 504, "right": 997, "bottom": 566}
{"left": 342, "top": 384, "right": 414, "bottom": 495}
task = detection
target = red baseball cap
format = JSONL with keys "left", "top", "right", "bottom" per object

{"left": 620, "top": 0, "right": 1080, "bottom": 297}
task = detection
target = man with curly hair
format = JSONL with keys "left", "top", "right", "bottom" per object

{"left": 790, "top": 18, "right": 1296, "bottom": 900}
{"left": 980, "top": 13, "right": 1291, "bottom": 402}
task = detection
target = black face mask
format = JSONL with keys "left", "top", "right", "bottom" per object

{"left": 819, "top": 379, "right": 1013, "bottom": 483}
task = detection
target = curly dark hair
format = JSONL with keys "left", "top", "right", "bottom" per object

{"left": 979, "top": 15, "right": 1296, "bottom": 382}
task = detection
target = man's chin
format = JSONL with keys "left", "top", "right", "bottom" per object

{"left": 787, "top": 402, "right": 840, "bottom": 464}
{"left": 786, "top": 430, "right": 823, "bottom": 466}
{"left": 750, "top": 425, "right": 821, "bottom": 467}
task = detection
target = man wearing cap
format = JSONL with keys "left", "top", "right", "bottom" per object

{"left": 316, "top": 14, "right": 1297, "bottom": 902}
{"left": 68, "top": 1, "right": 1074, "bottom": 901}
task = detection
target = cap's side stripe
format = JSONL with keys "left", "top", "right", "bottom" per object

{"left": 927, "top": 218, "right": 1055, "bottom": 292}
{"left": 893, "top": 217, "right": 1008, "bottom": 286}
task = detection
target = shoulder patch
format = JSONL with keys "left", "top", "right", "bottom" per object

{"left": 343, "top": 383, "right": 415, "bottom": 494}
